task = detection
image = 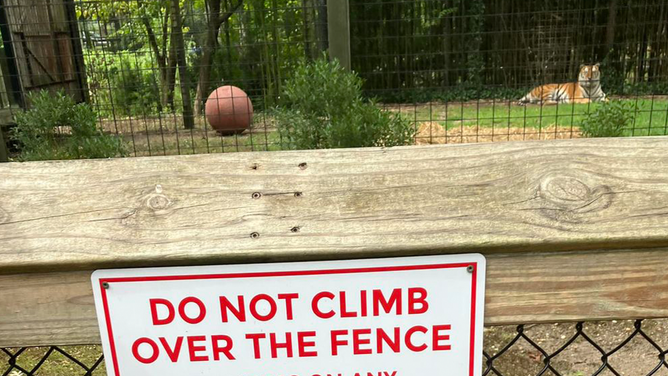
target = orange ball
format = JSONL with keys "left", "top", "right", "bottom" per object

{"left": 205, "top": 86, "right": 253, "bottom": 135}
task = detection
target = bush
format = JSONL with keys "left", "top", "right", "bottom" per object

{"left": 11, "top": 90, "right": 127, "bottom": 161}
{"left": 275, "top": 58, "right": 415, "bottom": 149}
{"left": 579, "top": 101, "right": 636, "bottom": 138}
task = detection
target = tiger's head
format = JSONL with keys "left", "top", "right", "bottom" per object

{"left": 579, "top": 64, "right": 601, "bottom": 87}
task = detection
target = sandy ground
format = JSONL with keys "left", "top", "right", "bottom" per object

{"left": 415, "top": 121, "right": 580, "bottom": 145}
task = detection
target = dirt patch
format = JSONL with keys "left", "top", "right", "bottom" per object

{"left": 484, "top": 319, "right": 668, "bottom": 376}
{"left": 415, "top": 121, "right": 581, "bottom": 145}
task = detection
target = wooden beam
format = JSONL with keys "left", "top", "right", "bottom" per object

{"left": 327, "top": 0, "right": 351, "bottom": 69}
{"left": 3, "top": 138, "right": 668, "bottom": 274}
{"left": 2, "top": 248, "right": 667, "bottom": 347}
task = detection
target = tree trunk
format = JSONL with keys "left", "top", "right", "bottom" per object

{"left": 194, "top": 0, "right": 244, "bottom": 116}
{"left": 171, "top": 0, "right": 195, "bottom": 129}
{"left": 165, "top": 25, "right": 177, "bottom": 110}
{"left": 649, "top": 1, "right": 665, "bottom": 82}
{"left": 141, "top": 5, "right": 177, "bottom": 111}
{"left": 606, "top": 0, "right": 618, "bottom": 52}
{"left": 302, "top": 0, "right": 311, "bottom": 59}
{"left": 315, "top": 0, "right": 327, "bottom": 53}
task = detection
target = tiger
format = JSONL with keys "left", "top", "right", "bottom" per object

{"left": 517, "top": 64, "right": 608, "bottom": 106}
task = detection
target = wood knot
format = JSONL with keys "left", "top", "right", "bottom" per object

{"left": 146, "top": 194, "right": 172, "bottom": 211}
{"left": 537, "top": 173, "right": 613, "bottom": 222}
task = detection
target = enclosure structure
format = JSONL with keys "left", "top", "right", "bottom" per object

{"left": 0, "top": 0, "right": 87, "bottom": 104}
{"left": 1, "top": 137, "right": 668, "bottom": 375}
{"left": 0, "top": 0, "right": 87, "bottom": 162}
{"left": 0, "top": 0, "right": 666, "bottom": 160}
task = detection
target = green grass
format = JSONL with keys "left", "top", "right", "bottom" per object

{"left": 92, "top": 98, "right": 668, "bottom": 158}
{"left": 1, "top": 346, "right": 106, "bottom": 376}
{"left": 407, "top": 98, "right": 668, "bottom": 136}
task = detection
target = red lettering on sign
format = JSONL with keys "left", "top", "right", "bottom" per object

{"left": 211, "top": 335, "right": 236, "bottom": 360}
{"left": 433, "top": 325, "right": 452, "bottom": 351}
{"left": 246, "top": 333, "right": 266, "bottom": 359}
{"left": 408, "top": 288, "right": 429, "bottom": 314}
{"left": 312, "top": 291, "right": 335, "bottom": 319}
{"left": 220, "top": 296, "right": 246, "bottom": 323}
{"left": 330, "top": 330, "right": 348, "bottom": 356}
{"left": 149, "top": 299, "right": 175, "bottom": 326}
{"left": 178, "top": 297, "right": 206, "bottom": 324}
{"left": 405, "top": 325, "right": 428, "bottom": 352}
{"left": 352, "top": 329, "right": 372, "bottom": 355}
{"left": 187, "top": 336, "right": 209, "bottom": 361}
{"left": 270, "top": 332, "right": 293, "bottom": 358}
{"left": 132, "top": 337, "right": 159, "bottom": 364}
{"left": 250, "top": 294, "right": 277, "bottom": 321}
{"left": 159, "top": 337, "right": 183, "bottom": 362}
{"left": 360, "top": 290, "right": 368, "bottom": 317}
{"left": 376, "top": 327, "right": 401, "bottom": 353}
{"left": 278, "top": 293, "right": 299, "bottom": 320}
{"left": 297, "top": 331, "right": 318, "bottom": 357}
{"left": 339, "top": 291, "right": 357, "bottom": 318}
{"left": 373, "top": 289, "right": 402, "bottom": 316}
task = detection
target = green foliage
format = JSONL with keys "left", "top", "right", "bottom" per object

{"left": 85, "top": 52, "right": 163, "bottom": 117}
{"left": 11, "top": 90, "right": 126, "bottom": 161}
{"left": 579, "top": 100, "right": 636, "bottom": 138}
{"left": 276, "top": 58, "right": 415, "bottom": 149}
{"left": 111, "top": 54, "right": 162, "bottom": 116}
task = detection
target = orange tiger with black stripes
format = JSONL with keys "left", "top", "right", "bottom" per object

{"left": 518, "top": 64, "right": 608, "bottom": 105}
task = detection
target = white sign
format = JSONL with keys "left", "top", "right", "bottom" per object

{"left": 92, "top": 254, "right": 486, "bottom": 376}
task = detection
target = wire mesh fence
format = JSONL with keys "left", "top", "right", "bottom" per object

{"left": 2, "top": 319, "right": 668, "bottom": 376}
{"left": 0, "top": 0, "right": 666, "bottom": 160}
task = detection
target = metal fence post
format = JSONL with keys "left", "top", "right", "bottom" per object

{"left": 327, "top": 0, "right": 351, "bottom": 70}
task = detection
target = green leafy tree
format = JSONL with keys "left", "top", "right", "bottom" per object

{"left": 79, "top": 0, "right": 185, "bottom": 113}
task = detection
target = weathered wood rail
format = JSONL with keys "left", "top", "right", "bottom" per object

{"left": 1, "top": 138, "right": 668, "bottom": 347}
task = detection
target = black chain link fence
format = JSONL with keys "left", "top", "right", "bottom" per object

{"left": 3, "top": 319, "right": 667, "bottom": 376}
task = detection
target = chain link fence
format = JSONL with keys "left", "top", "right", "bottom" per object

{"left": 3, "top": 319, "right": 668, "bottom": 376}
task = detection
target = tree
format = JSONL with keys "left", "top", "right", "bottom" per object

{"left": 193, "top": 0, "right": 244, "bottom": 115}
{"left": 141, "top": 1, "right": 177, "bottom": 109}
{"left": 170, "top": 0, "right": 195, "bottom": 129}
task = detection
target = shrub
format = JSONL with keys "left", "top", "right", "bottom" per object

{"left": 579, "top": 100, "right": 636, "bottom": 138}
{"left": 11, "top": 90, "right": 127, "bottom": 161}
{"left": 275, "top": 58, "right": 415, "bottom": 149}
